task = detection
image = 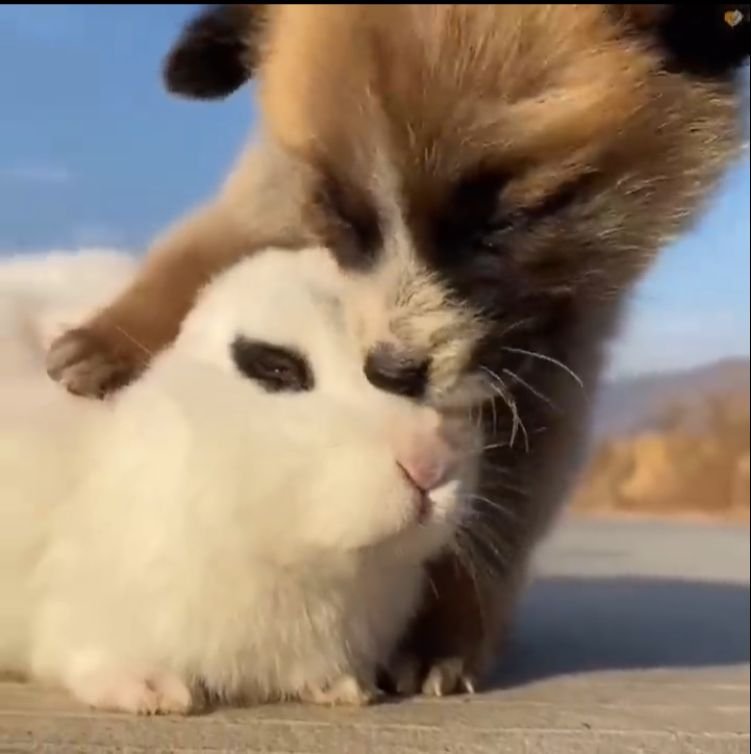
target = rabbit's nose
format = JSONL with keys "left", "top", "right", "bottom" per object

{"left": 396, "top": 433, "right": 458, "bottom": 494}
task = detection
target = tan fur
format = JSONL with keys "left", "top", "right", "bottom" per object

{"left": 46, "top": 5, "right": 748, "bottom": 692}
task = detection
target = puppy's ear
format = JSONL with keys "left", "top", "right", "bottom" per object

{"left": 616, "top": 4, "right": 749, "bottom": 78}
{"left": 163, "top": 4, "right": 268, "bottom": 100}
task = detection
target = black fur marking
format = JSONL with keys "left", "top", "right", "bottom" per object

{"left": 661, "top": 5, "right": 749, "bottom": 78}
{"left": 364, "top": 344, "right": 430, "bottom": 400}
{"left": 231, "top": 337, "right": 314, "bottom": 393}
{"left": 622, "top": 4, "right": 751, "bottom": 78}
{"left": 163, "top": 5, "right": 265, "bottom": 99}
{"left": 430, "top": 168, "right": 515, "bottom": 268}
{"left": 310, "top": 169, "right": 383, "bottom": 272}
{"left": 419, "top": 168, "right": 599, "bottom": 319}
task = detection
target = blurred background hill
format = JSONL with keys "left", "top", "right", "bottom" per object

{"left": 570, "top": 358, "right": 750, "bottom": 521}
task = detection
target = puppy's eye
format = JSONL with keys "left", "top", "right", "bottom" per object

{"left": 471, "top": 215, "right": 518, "bottom": 252}
{"left": 437, "top": 168, "right": 515, "bottom": 256}
{"left": 231, "top": 337, "right": 314, "bottom": 393}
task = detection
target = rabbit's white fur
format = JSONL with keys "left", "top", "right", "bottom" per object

{"left": 0, "top": 248, "right": 478, "bottom": 713}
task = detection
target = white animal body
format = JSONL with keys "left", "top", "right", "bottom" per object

{"left": 0, "top": 247, "right": 479, "bottom": 714}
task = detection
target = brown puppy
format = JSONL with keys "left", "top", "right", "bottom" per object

{"left": 47, "top": 5, "right": 750, "bottom": 694}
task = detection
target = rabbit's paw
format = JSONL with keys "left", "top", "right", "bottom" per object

{"left": 301, "top": 674, "right": 381, "bottom": 707}
{"left": 65, "top": 654, "right": 193, "bottom": 715}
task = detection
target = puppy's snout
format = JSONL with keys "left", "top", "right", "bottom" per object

{"left": 364, "top": 343, "right": 430, "bottom": 399}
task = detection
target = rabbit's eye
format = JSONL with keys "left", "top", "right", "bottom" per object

{"left": 231, "top": 337, "right": 314, "bottom": 393}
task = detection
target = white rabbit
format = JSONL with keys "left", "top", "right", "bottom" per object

{"left": 0, "top": 247, "right": 479, "bottom": 714}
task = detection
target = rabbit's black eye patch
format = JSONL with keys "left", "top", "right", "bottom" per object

{"left": 231, "top": 337, "right": 314, "bottom": 393}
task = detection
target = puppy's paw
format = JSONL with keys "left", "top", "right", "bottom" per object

{"left": 420, "top": 657, "right": 476, "bottom": 697}
{"left": 68, "top": 664, "right": 193, "bottom": 715}
{"left": 301, "top": 674, "right": 382, "bottom": 707}
{"left": 46, "top": 327, "right": 144, "bottom": 398}
{"left": 388, "top": 654, "right": 476, "bottom": 698}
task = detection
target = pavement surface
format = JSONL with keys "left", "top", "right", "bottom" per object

{"left": 1, "top": 516, "right": 749, "bottom": 753}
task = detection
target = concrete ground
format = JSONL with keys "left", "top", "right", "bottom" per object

{"left": 1, "top": 517, "right": 748, "bottom": 753}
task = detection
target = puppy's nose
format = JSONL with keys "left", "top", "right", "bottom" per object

{"left": 396, "top": 434, "right": 457, "bottom": 493}
{"left": 364, "top": 343, "right": 430, "bottom": 399}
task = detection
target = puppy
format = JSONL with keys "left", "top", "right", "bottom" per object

{"left": 45, "top": 5, "right": 750, "bottom": 693}
{"left": 0, "top": 247, "right": 478, "bottom": 713}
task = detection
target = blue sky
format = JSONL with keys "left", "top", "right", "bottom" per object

{"left": 0, "top": 5, "right": 748, "bottom": 379}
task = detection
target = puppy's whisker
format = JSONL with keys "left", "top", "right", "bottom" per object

{"left": 112, "top": 324, "right": 156, "bottom": 360}
{"left": 476, "top": 391, "right": 499, "bottom": 438}
{"left": 477, "top": 476, "right": 529, "bottom": 497}
{"left": 456, "top": 521, "right": 512, "bottom": 572}
{"left": 493, "top": 317, "right": 535, "bottom": 341}
{"left": 464, "top": 441, "right": 511, "bottom": 461}
{"left": 481, "top": 367, "right": 530, "bottom": 453}
{"left": 465, "top": 494, "right": 520, "bottom": 523}
{"left": 471, "top": 403, "right": 488, "bottom": 435}
{"left": 501, "top": 346, "right": 584, "bottom": 391}
{"left": 502, "top": 368, "right": 559, "bottom": 413}
{"left": 447, "top": 539, "right": 492, "bottom": 638}
{"left": 475, "top": 462, "right": 516, "bottom": 476}
{"left": 480, "top": 442, "right": 510, "bottom": 453}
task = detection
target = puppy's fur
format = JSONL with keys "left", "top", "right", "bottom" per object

{"left": 46, "top": 5, "right": 750, "bottom": 691}
{"left": 0, "top": 248, "right": 478, "bottom": 713}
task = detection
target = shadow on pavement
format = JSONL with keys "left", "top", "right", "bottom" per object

{"left": 493, "top": 576, "right": 750, "bottom": 688}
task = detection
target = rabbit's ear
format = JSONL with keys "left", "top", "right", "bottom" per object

{"left": 163, "top": 4, "right": 269, "bottom": 100}
{"left": 615, "top": 5, "right": 749, "bottom": 78}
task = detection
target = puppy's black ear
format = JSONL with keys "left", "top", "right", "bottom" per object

{"left": 163, "top": 4, "right": 268, "bottom": 100}
{"left": 616, "top": 4, "right": 750, "bottom": 78}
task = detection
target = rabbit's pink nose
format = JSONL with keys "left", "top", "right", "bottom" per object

{"left": 396, "top": 436, "right": 457, "bottom": 493}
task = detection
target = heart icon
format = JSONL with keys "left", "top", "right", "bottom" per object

{"left": 724, "top": 9, "right": 743, "bottom": 27}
